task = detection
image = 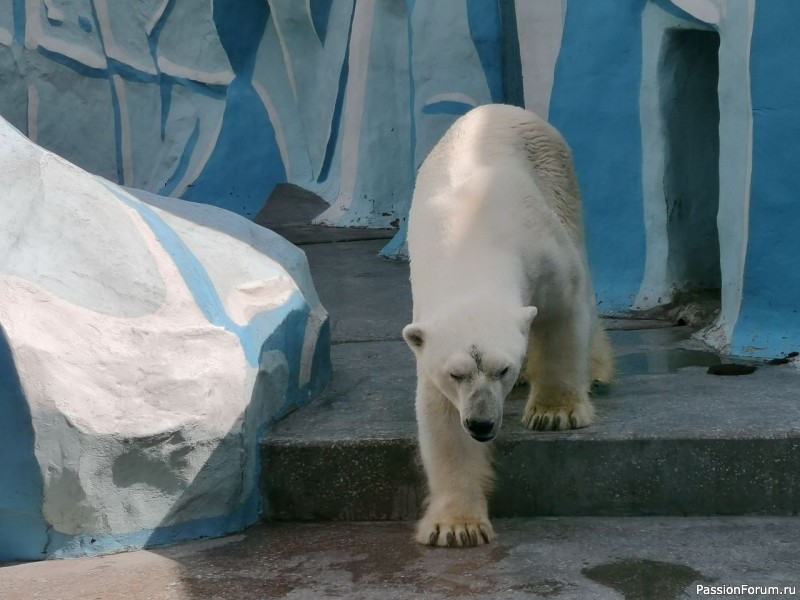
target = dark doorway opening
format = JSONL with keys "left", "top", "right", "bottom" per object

{"left": 659, "top": 28, "right": 721, "bottom": 302}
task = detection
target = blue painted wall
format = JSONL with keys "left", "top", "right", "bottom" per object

{"left": 549, "top": 0, "right": 647, "bottom": 314}
{"left": 182, "top": 0, "right": 284, "bottom": 217}
{"left": 733, "top": 0, "right": 800, "bottom": 356}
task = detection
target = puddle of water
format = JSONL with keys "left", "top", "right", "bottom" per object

{"left": 583, "top": 559, "right": 709, "bottom": 600}
{"left": 616, "top": 348, "right": 722, "bottom": 376}
{"left": 513, "top": 327, "right": 788, "bottom": 379}
{"left": 609, "top": 328, "right": 772, "bottom": 376}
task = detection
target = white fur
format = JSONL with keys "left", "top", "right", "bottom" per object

{"left": 403, "top": 104, "right": 613, "bottom": 547}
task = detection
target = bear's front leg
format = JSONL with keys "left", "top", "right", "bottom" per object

{"left": 521, "top": 307, "right": 595, "bottom": 431}
{"left": 414, "top": 376, "right": 495, "bottom": 547}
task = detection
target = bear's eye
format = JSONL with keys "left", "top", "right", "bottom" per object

{"left": 496, "top": 367, "right": 509, "bottom": 378}
{"left": 450, "top": 372, "right": 466, "bottom": 382}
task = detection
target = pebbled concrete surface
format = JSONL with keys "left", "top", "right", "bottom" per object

{"left": 2, "top": 518, "right": 799, "bottom": 599}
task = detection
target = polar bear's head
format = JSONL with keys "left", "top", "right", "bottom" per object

{"left": 403, "top": 303, "right": 537, "bottom": 442}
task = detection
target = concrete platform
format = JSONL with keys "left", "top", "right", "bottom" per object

{"left": 2, "top": 518, "right": 798, "bottom": 599}
{"left": 262, "top": 224, "right": 800, "bottom": 521}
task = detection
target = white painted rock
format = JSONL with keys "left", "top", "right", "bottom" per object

{"left": 0, "top": 117, "right": 330, "bottom": 560}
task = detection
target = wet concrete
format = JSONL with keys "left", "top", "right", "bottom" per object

{"left": 582, "top": 559, "right": 709, "bottom": 600}
{"left": 612, "top": 328, "right": 724, "bottom": 376}
{"left": 2, "top": 518, "right": 798, "bottom": 599}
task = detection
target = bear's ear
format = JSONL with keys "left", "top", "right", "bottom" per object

{"left": 518, "top": 306, "right": 538, "bottom": 332}
{"left": 402, "top": 323, "right": 425, "bottom": 350}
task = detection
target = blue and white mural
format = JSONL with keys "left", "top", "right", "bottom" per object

{"left": 0, "top": 0, "right": 515, "bottom": 224}
{"left": 2, "top": 0, "right": 797, "bottom": 347}
{"left": 2, "top": 0, "right": 800, "bottom": 561}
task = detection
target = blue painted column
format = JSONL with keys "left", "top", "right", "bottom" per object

{"left": 732, "top": 0, "right": 800, "bottom": 356}
{"left": 549, "top": 0, "right": 648, "bottom": 314}
{"left": 182, "top": 0, "right": 285, "bottom": 218}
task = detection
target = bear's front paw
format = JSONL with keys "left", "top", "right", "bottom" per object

{"left": 521, "top": 397, "right": 594, "bottom": 431}
{"left": 415, "top": 515, "right": 494, "bottom": 547}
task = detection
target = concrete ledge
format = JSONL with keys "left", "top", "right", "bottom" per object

{"left": 264, "top": 427, "right": 800, "bottom": 522}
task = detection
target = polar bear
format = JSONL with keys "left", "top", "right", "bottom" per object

{"left": 402, "top": 104, "right": 613, "bottom": 547}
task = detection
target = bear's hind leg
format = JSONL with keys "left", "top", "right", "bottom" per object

{"left": 590, "top": 321, "right": 615, "bottom": 391}
{"left": 521, "top": 308, "right": 594, "bottom": 431}
{"left": 415, "top": 376, "right": 495, "bottom": 547}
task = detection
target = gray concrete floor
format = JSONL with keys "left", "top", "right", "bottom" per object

{"left": 2, "top": 518, "right": 798, "bottom": 599}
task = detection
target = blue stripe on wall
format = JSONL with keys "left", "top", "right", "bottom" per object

{"left": 181, "top": 0, "right": 284, "bottom": 217}
{"left": 180, "top": 80, "right": 286, "bottom": 217}
{"left": 213, "top": 0, "right": 269, "bottom": 77}
{"left": 12, "top": 0, "right": 25, "bottom": 45}
{"left": 159, "top": 119, "right": 200, "bottom": 196}
{"left": 35, "top": 46, "right": 107, "bottom": 79}
{"left": 310, "top": 0, "right": 334, "bottom": 45}
{"left": 732, "top": 0, "right": 800, "bottom": 356}
{"left": 498, "top": 0, "right": 524, "bottom": 108}
{"left": 466, "top": 0, "right": 504, "bottom": 103}
{"left": 549, "top": 0, "right": 648, "bottom": 313}
{"left": 149, "top": 0, "right": 176, "bottom": 139}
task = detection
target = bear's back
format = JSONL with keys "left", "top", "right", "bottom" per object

{"left": 412, "top": 104, "right": 585, "bottom": 246}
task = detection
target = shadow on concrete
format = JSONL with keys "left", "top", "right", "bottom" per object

{"left": 255, "top": 183, "right": 398, "bottom": 246}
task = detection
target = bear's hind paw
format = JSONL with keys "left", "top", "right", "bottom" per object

{"left": 521, "top": 400, "right": 594, "bottom": 431}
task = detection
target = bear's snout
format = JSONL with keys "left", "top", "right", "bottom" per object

{"left": 464, "top": 418, "right": 496, "bottom": 442}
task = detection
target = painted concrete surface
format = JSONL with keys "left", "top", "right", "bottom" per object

{"left": 0, "top": 0, "right": 510, "bottom": 227}
{"left": 1, "top": 518, "right": 799, "bottom": 599}
{"left": 0, "top": 119, "right": 330, "bottom": 561}
{"left": 2, "top": 1, "right": 798, "bottom": 356}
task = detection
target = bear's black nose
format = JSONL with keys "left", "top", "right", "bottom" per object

{"left": 465, "top": 419, "right": 495, "bottom": 441}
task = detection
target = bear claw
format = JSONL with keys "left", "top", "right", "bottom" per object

{"left": 522, "top": 401, "right": 594, "bottom": 431}
{"left": 428, "top": 526, "right": 440, "bottom": 546}
{"left": 416, "top": 520, "right": 494, "bottom": 547}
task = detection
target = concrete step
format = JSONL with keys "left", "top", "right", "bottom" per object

{"left": 262, "top": 326, "right": 800, "bottom": 521}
